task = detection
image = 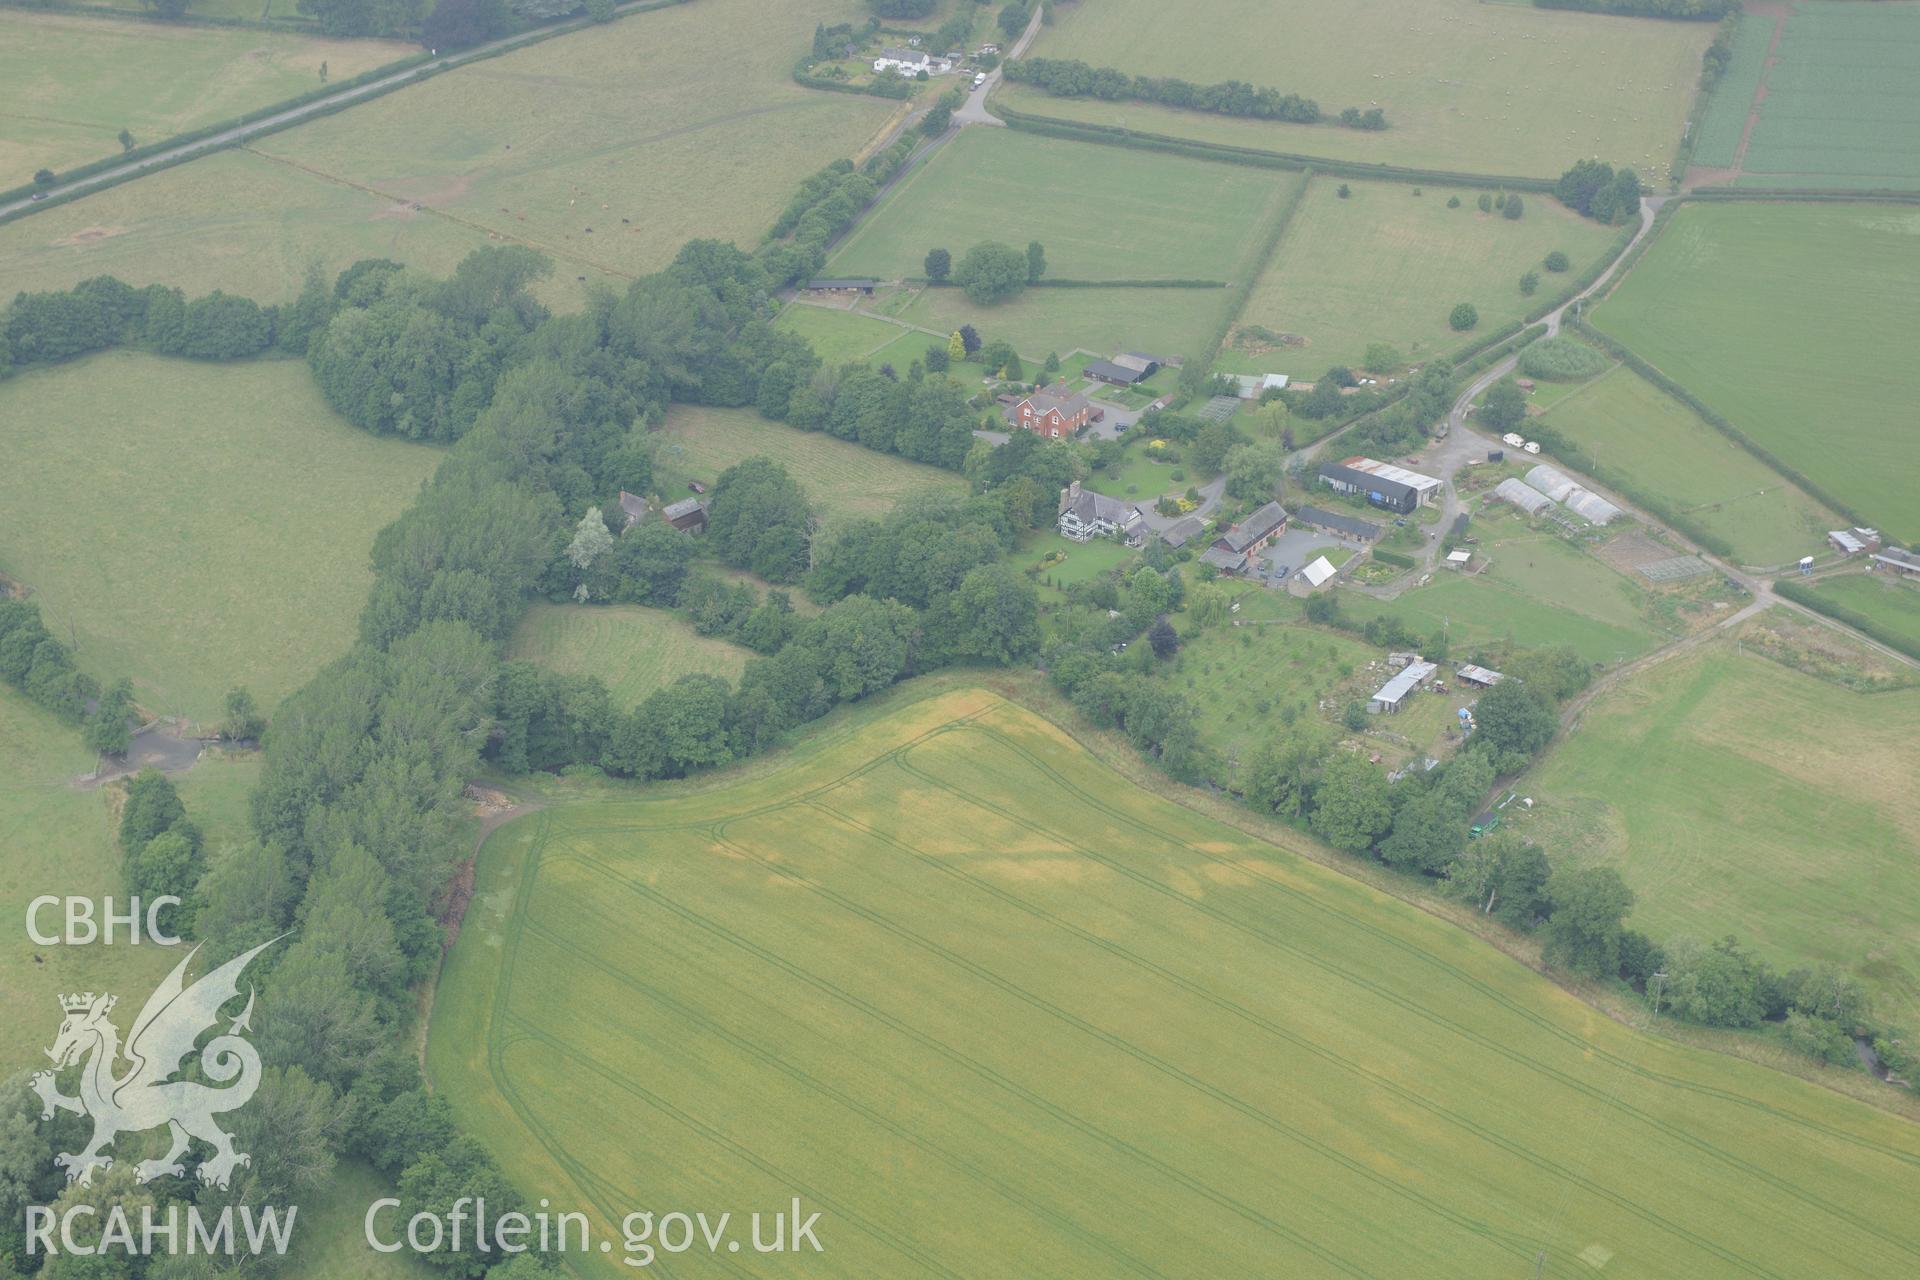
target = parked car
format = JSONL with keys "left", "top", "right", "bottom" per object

{"left": 1273, "top": 564, "right": 1291, "bottom": 580}
{"left": 1394, "top": 518, "right": 1407, "bottom": 527}
{"left": 688, "top": 480, "right": 707, "bottom": 494}
{"left": 29, "top": 192, "right": 47, "bottom": 201}
{"left": 973, "top": 72, "right": 988, "bottom": 87}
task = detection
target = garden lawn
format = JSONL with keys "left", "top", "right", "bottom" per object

{"left": 1592, "top": 202, "right": 1919, "bottom": 542}
{"left": 0, "top": 10, "right": 411, "bottom": 181}
{"left": 1525, "top": 645, "right": 1920, "bottom": 1021}
{"left": 1089, "top": 442, "right": 1205, "bottom": 503}
{"left": 1026, "top": 532, "right": 1138, "bottom": 606}
{"left": 654, "top": 405, "right": 965, "bottom": 540}
{"left": 1226, "top": 177, "right": 1620, "bottom": 375}
{"left": 430, "top": 685, "right": 1920, "bottom": 1280}
{"left": 1540, "top": 367, "right": 1839, "bottom": 568}
{"left": 1001, "top": 0, "right": 1713, "bottom": 180}
{"left": 508, "top": 604, "right": 752, "bottom": 710}
{"left": 828, "top": 128, "right": 1302, "bottom": 283}
{"left": 0, "top": 351, "right": 441, "bottom": 724}
{"left": 1804, "top": 574, "right": 1920, "bottom": 656}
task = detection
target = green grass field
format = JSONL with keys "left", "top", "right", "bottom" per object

{"left": 1001, "top": 0, "right": 1713, "bottom": 180}
{"left": 1525, "top": 645, "right": 1920, "bottom": 1021}
{"left": 829, "top": 128, "right": 1301, "bottom": 282}
{"left": 0, "top": 689, "right": 256, "bottom": 1064}
{"left": 0, "top": 10, "right": 410, "bottom": 182}
{"left": 886, "top": 283, "right": 1228, "bottom": 368}
{"left": 0, "top": 351, "right": 440, "bottom": 724}
{"left": 1736, "top": 2, "right": 1920, "bottom": 189}
{"left": 775, "top": 304, "right": 923, "bottom": 365}
{"left": 508, "top": 604, "right": 752, "bottom": 708}
{"left": 254, "top": 0, "right": 893, "bottom": 282}
{"left": 1341, "top": 514, "right": 1664, "bottom": 664}
{"left": 279, "top": 1161, "right": 439, "bottom": 1280}
{"left": 0, "top": 687, "right": 177, "bottom": 1077}
{"left": 430, "top": 685, "right": 1920, "bottom": 1278}
{"left": 1592, "top": 202, "right": 1918, "bottom": 542}
{"left": 1540, "top": 367, "right": 1839, "bottom": 567}
{"left": 0, "top": 147, "right": 498, "bottom": 305}
{"left": 1804, "top": 573, "right": 1920, "bottom": 655}
{"left": 1225, "top": 177, "right": 1619, "bottom": 375}
{"left": 655, "top": 405, "right": 966, "bottom": 541}
{"left": 0, "top": 0, "right": 891, "bottom": 304}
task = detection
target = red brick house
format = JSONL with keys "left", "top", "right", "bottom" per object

{"left": 1004, "top": 382, "right": 1095, "bottom": 439}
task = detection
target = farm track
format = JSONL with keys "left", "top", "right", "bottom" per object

{"left": 455, "top": 698, "right": 1920, "bottom": 1278}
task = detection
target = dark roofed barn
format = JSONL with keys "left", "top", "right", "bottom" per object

{"left": 1294, "top": 505, "right": 1383, "bottom": 541}
{"left": 1083, "top": 359, "right": 1148, "bottom": 386}
{"left": 1318, "top": 462, "right": 1417, "bottom": 515}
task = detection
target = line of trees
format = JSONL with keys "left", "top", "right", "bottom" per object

{"left": 1534, "top": 0, "right": 1735, "bottom": 18}
{"left": 1003, "top": 57, "right": 1386, "bottom": 130}
{"left": 0, "top": 599, "right": 124, "bottom": 734}
{"left": 1, "top": 274, "right": 282, "bottom": 378}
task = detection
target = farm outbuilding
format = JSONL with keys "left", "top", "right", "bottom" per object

{"left": 1083, "top": 359, "right": 1149, "bottom": 386}
{"left": 1871, "top": 547, "right": 1920, "bottom": 577}
{"left": 806, "top": 277, "right": 877, "bottom": 295}
{"left": 1369, "top": 659, "right": 1437, "bottom": 713}
{"left": 1319, "top": 461, "right": 1418, "bottom": 514}
{"left": 1456, "top": 664, "right": 1503, "bottom": 688}
{"left": 1159, "top": 515, "right": 1207, "bottom": 549}
{"left": 1343, "top": 456, "right": 1441, "bottom": 506}
{"left": 661, "top": 497, "right": 708, "bottom": 534}
{"left": 1294, "top": 506, "right": 1383, "bottom": 541}
{"left": 1300, "top": 555, "right": 1338, "bottom": 588}
{"left": 1493, "top": 477, "right": 1556, "bottom": 515}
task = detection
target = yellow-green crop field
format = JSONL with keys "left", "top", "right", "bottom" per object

{"left": 431, "top": 687, "right": 1920, "bottom": 1279}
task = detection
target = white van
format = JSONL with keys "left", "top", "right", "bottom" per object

{"left": 974, "top": 72, "right": 988, "bottom": 87}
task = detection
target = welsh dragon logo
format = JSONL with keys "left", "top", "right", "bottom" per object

{"left": 31, "top": 939, "right": 279, "bottom": 1190}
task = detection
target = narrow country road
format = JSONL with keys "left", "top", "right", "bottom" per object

{"left": 954, "top": 3, "right": 1046, "bottom": 127}
{"left": 0, "top": 0, "right": 670, "bottom": 222}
